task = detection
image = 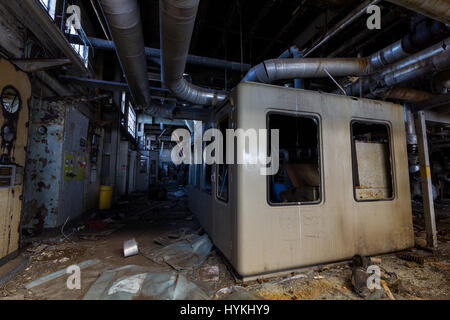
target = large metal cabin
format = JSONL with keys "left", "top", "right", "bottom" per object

{"left": 189, "top": 82, "right": 414, "bottom": 278}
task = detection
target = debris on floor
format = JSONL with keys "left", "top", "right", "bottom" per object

{"left": 83, "top": 265, "right": 210, "bottom": 300}
{"left": 25, "top": 259, "right": 101, "bottom": 290}
{"left": 1, "top": 194, "right": 449, "bottom": 300}
{"left": 123, "top": 239, "right": 139, "bottom": 258}
{"left": 142, "top": 233, "right": 213, "bottom": 270}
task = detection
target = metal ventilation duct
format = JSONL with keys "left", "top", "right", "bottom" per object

{"left": 99, "top": 0, "right": 151, "bottom": 109}
{"left": 388, "top": 0, "right": 450, "bottom": 24}
{"left": 243, "top": 37, "right": 450, "bottom": 97}
{"left": 160, "top": 0, "right": 227, "bottom": 106}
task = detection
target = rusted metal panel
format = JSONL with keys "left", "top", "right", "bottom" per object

{"left": 23, "top": 101, "right": 65, "bottom": 231}
{"left": 23, "top": 101, "right": 89, "bottom": 231}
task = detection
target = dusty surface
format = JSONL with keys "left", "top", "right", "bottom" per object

{"left": 0, "top": 193, "right": 449, "bottom": 300}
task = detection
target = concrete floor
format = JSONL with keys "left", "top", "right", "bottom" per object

{"left": 1, "top": 193, "right": 449, "bottom": 300}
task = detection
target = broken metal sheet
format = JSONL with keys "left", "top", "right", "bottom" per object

{"left": 83, "top": 265, "right": 210, "bottom": 300}
{"left": 142, "top": 234, "right": 213, "bottom": 270}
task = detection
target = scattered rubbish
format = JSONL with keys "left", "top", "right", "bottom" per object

{"left": 123, "top": 239, "right": 139, "bottom": 257}
{"left": 415, "top": 237, "right": 427, "bottom": 248}
{"left": 272, "top": 274, "right": 307, "bottom": 285}
{"left": 397, "top": 253, "right": 425, "bottom": 265}
{"left": 59, "top": 257, "right": 70, "bottom": 263}
{"left": 142, "top": 234, "right": 213, "bottom": 270}
{"left": 83, "top": 265, "right": 210, "bottom": 300}
{"left": 0, "top": 294, "right": 25, "bottom": 300}
{"left": 351, "top": 255, "right": 374, "bottom": 298}
{"left": 0, "top": 256, "right": 31, "bottom": 288}
{"left": 215, "top": 285, "right": 263, "bottom": 300}
{"left": 85, "top": 220, "right": 108, "bottom": 230}
{"left": 198, "top": 265, "right": 219, "bottom": 282}
{"left": 25, "top": 259, "right": 100, "bottom": 290}
{"left": 168, "top": 190, "right": 186, "bottom": 198}
{"left": 78, "top": 224, "right": 125, "bottom": 241}
{"left": 313, "top": 275, "right": 324, "bottom": 280}
{"left": 370, "top": 257, "right": 382, "bottom": 264}
{"left": 381, "top": 279, "right": 395, "bottom": 300}
{"left": 27, "top": 243, "right": 48, "bottom": 254}
{"left": 153, "top": 236, "right": 172, "bottom": 246}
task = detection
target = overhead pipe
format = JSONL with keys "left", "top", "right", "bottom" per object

{"left": 160, "top": 0, "right": 227, "bottom": 106}
{"left": 242, "top": 58, "right": 369, "bottom": 83}
{"left": 69, "top": 35, "right": 251, "bottom": 72}
{"left": 99, "top": 0, "right": 152, "bottom": 109}
{"left": 243, "top": 37, "right": 450, "bottom": 87}
{"left": 303, "top": 0, "right": 381, "bottom": 57}
{"left": 387, "top": 0, "right": 450, "bottom": 24}
{"left": 269, "top": 23, "right": 449, "bottom": 85}
{"left": 345, "top": 50, "right": 450, "bottom": 96}
{"left": 368, "top": 20, "right": 449, "bottom": 70}
{"left": 344, "top": 37, "right": 450, "bottom": 96}
{"left": 384, "top": 87, "right": 434, "bottom": 102}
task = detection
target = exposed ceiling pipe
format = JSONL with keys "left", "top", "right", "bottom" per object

{"left": 344, "top": 37, "right": 450, "bottom": 96}
{"left": 160, "top": 0, "right": 227, "bottom": 106}
{"left": 68, "top": 35, "right": 251, "bottom": 72}
{"left": 242, "top": 58, "right": 369, "bottom": 83}
{"left": 368, "top": 20, "right": 449, "bottom": 70}
{"left": 99, "top": 0, "right": 152, "bottom": 109}
{"left": 387, "top": 0, "right": 450, "bottom": 24}
{"left": 302, "top": 0, "right": 381, "bottom": 57}
{"left": 243, "top": 37, "right": 450, "bottom": 85}
{"left": 384, "top": 87, "right": 434, "bottom": 102}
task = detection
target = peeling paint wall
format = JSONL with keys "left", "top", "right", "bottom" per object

{"left": 23, "top": 100, "right": 89, "bottom": 231}
{"left": 23, "top": 99, "right": 64, "bottom": 230}
{"left": 0, "top": 59, "right": 31, "bottom": 262}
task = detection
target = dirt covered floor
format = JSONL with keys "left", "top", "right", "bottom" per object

{"left": 0, "top": 192, "right": 449, "bottom": 300}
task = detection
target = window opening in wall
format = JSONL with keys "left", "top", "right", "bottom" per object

{"left": 351, "top": 120, "right": 394, "bottom": 201}
{"left": 268, "top": 113, "right": 321, "bottom": 205}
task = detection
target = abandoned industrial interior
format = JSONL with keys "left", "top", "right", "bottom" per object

{"left": 0, "top": 0, "right": 449, "bottom": 302}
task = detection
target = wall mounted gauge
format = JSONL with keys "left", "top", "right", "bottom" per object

{"left": 1, "top": 86, "right": 21, "bottom": 117}
{"left": 1, "top": 124, "right": 15, "bottom": 144}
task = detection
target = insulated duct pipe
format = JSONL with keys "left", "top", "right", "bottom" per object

{"left": 388, "top": 0, "right": 450, "bottom": 24}
{"left": 160, "top": 0, "right": 227, "bottom": 106}
{"left": 384, "top": 87, "right": 434, "bottom": 102}
{"left": 243, "top": 37, "right": 450, "bottom": 86}
{"left": 68, "top": 35, "right": 251, "bottom": 72}
{"left": 344, "top": 37, "right": 450, "bottom": 96}
{"left": 99, "top": 0, "right": 151, "bottom": 109}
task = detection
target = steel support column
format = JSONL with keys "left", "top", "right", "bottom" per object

{"left": 415, "top": 111, "right": 438, "bottom": 247}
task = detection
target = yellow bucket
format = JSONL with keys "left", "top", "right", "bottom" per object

{"left": 99, "top": 185, "right": 113, "bottom": 210}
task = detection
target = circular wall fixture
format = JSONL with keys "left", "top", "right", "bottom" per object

{"left": 1, "top": 124, "right": 16, "bottom": 143}
{"left": 37, "top": 126, "right": 48, "bottom": 135}
{"left": 1, "top": 86, "right": 21, "bottom": 116}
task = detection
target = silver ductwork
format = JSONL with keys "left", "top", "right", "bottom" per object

{"left": 345, "top": 37, "right": 450, "bottom": 96}
{"left": 242, "top": 58, "right": 369, "bottom": 83}
{"left": 388, "top": 0, "right": 450, "bottom": 24}
{"left": 243, "top": 37, "right": 450, "bottom": 100}
{"left": 99, "top": 0, "right": 151, "bottom": 109}
{"left": 160, "top": 0, "right": 227, "bottom": 106}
